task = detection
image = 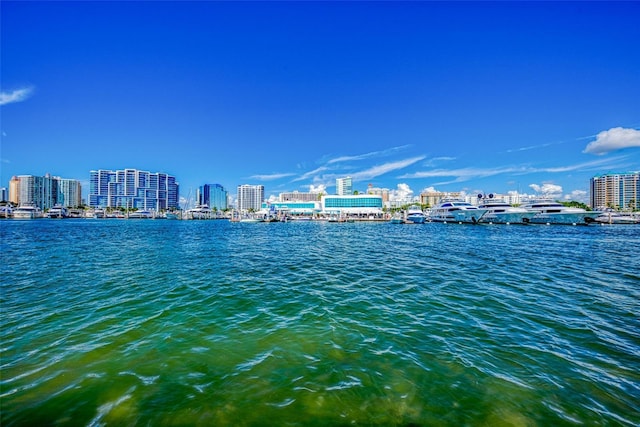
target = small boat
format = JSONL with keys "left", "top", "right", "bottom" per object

{"left": 164, "top": 211, "right": 180, "bottom": 220}
{"left": 128, "top": 210, "right": 153, "bottom": 219}
{"left": 477, "top": 201, "right": 537, "bottom": 224}
{"left": 12, "top": 205, "right": 43, "bottom": 219}
{"left": 389, "top": 213, "right": 405, "bottom": 224}
{"left": 430, "top": 200, "right": 487, "bottom": 224}
{"left": 594, "top": 211, "right": 640, "bottom": 225}
{"left": 405, "top": 206, "right": 427, "bottom": 224}
{"left": 521, "top": 201, "right": 600, "bottom": 225}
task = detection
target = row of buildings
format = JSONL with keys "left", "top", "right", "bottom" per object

{"left": 2, "top": 170, "right": 639, "bottom": 213}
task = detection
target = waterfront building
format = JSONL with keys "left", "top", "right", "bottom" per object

{"left": 198, "top": 184, "right": 228, "bottom": 211}
{"left": 336, "top": 177, "right": 353, "bottom": 196}
{"left": 279, "top": 191, "right": 320, "bottom": 202}
{"left": 8, "top": 174, "right": 82, "bottom": 209}
{"left": 366, "top": 184, "right": 390, "bottom": 203}
{"left": 237, "top": 184, "right": 264, "bottom": 212}
{"left": 262, "top": 201, "right": 320, "bottom": 216}
{"left": 58, "top": 178, "right": 82, "bottom": 208}
{"left": 419, "top": 191, "right": 462, "bottom": 207}
{"left": 0, "top": 187, "right": 7, "bottom": 203}
{"left": 9, "top": 176, "right": 20, "bottom": 205}
{"left": 89, "top": 169, "right": 179, "bottom": 210}
{"left": 590, "top": 171, "right": 639, "bottom": 210}
{"left": 321, "top": 194, "right": 384, "bottom": 217}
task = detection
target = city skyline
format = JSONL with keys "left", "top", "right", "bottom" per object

{"left": 1, "top": 1, "right": 639, "bottom": 204}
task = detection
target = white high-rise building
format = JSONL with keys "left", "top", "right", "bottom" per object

{"left": 336, "top": 176, "right": 352, "bottom": 196}
{"left": 237, "top": 184, "right": 264, "bottom": 212}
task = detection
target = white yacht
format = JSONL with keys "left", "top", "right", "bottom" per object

{"left": 477, "top": 201, "right": 537, "bottom": 224}
{"left": 429, "top": 200, "right": 487, "bottom": 224}
{"left": 46, "top": 205, "right": 68, "bottom": 218}
{"left": 186, "top": 205, "right": 212, "bottom": 220}
{"left": 594, "top": 211, "right": 640, "bottom": 225}
{"left": 12, "top": 205, "right": 43, "bottom": 219}
{"left": 522, "top": 201, "right": 600, "bottom": 225}
{"left": 405, "top": 206, "right": 427, "bottom": 224}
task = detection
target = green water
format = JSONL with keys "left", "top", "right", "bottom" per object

{"left": 1, "top": 220, "right": 639, "bottom": 426}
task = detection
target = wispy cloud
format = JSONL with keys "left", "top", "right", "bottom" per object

{"left": 327, "top": 145, "right": 411, "bottom": 164}
{"left": 249, "top": 172, "right": 296, "bottom": 181}
{"left": 400, "top": 156, "right": 626, "bottom": 184}
{"left": 292, "top": 166, "right": 329, "bottom": 182}
{"left": 583, "top": 127, "right": 640, "bottom": 155}
{"left": 350, "top": 156, "right": 426, "bottom": 181}
{"left": 0, "top": 86, "right": 34, "bottom": 106}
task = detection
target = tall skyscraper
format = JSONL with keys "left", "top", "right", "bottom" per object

{"left": 336, "top": 176, "right": 353, "bottom": 195}
{"left": 590, "top": 171, "right": 639, "bottom": 210}
{"left": 8, "top": 174, "right": 82, "bottom": 209}
{"left": 237, "top": 184, "right": 264, "bottom": 212}
{"left": 89, "top": 169, "right": 179, "bottom": 210}
{"left": 199, "top": 184, "right": 228, "bottom": 211}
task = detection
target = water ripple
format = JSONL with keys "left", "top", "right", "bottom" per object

{"left": 1, "top": 220, "right": 639, "bottom": 425}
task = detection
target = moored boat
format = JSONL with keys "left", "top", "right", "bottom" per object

{"left": 46, "top": 205, "right": 68, "bottom": 218}
{"left": 12, "top": 205, "right": 43, "bottom": 219}
{"left": 522, "top": 201, "right": 600, "bottom": 225}
{"left": 477, "top": 201, "right": 537, "bottom": 224}
{"left": 594, "top": 211, "right": 640, "bottom": 225}
{"left": 405, "top": 206, "right": 427, "bottom": 224}
{"left": 429, "top": 200, "right": 487, "bottom": 224}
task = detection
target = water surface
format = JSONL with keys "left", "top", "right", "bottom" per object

{"left": 1, "top": 220, "right": 639, "bottom": 426}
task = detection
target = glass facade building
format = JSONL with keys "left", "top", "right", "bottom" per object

{"left": 198, "top": 184, "right": 228, "bottom": 211}
{"left": 89, "top": 169, "right": 179, "bottom": 210}
{"left": 321, "top": 195, "right": 383, "bottom": 215}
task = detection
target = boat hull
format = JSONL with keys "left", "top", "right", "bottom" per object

{"left": 529, "top": 212, "right": 600, "bottom": 225}
{"left": 480, "top": 211, "right": 537, "bottom": 224}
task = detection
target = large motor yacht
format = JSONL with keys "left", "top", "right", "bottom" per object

{"left": 429, "top": 200, "right": 487, "bottom": 224}
{"left": 521, "top": 201, "right": 600, "bottom": 225}
{"left": 477, "top": 201, "right": 537, "bottom": 224}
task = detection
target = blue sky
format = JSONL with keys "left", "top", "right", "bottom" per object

{"left": 1, "top": 1, "right": 639, "bottom": 204}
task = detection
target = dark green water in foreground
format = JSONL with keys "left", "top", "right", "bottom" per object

{"left": 1, "top": 219, "right": 639, "bottom": 426}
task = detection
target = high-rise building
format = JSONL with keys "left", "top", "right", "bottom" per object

{"left": 237, "top": 184, "right": 264, "bottom": 212}
{"left": 336, "top": 176, "right": 352, "bottom": 195}
{"left": 89, "top": 169, "right": 179, "bottom": 210}
{"left": 590, "top": 171, "right": 640, "bottom": 210}
{"left": 0, "top": 187, "right": 7, "bottom": 202}
{"left": 8, "top": 174, "right": 82, "bottom": 209}
{"left": 199, "top": 184, "right": 228, "bottom": 211}
{"left": 58, "top": 178, "right": 82, "bottom": 207}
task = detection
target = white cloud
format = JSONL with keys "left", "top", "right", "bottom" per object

{"left": 327, "top": 145, "right": 411, "bottom": 164}
{"left": 421, "top": 186, "right": 438, "bottom": 193}
{"left": 309, "top": 184, "right": 326, "bottom": 194}
{"left": 292, "top": 166, "right": 329, "bottom": 182}
{"left": 249, "top": 172, "right": 296, "bottom": 181}
{"left": 0, "top": 87, "right": 34, "bottom": 105}
{"left": 565, "top": 190, "right": 588, "bottom": 203}
{"left": 389, "top": 183, "right": 414, "bottom": 202}
{"left": 583, "top": 127, "right": 640, "bottom": 155}
{"left": 350, "top": 156, "right": 425, "bottom": 181}
{"left": 529, "top": 183, "right": 563, "bottom": 198}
